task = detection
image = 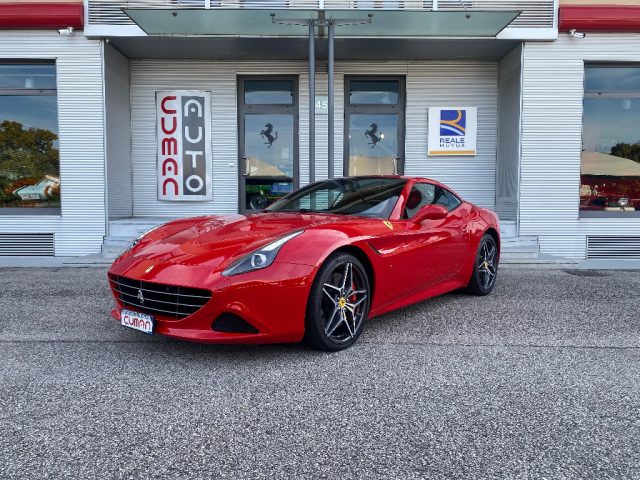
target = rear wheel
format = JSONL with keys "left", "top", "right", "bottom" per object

{"left": 248, "top": 194, "right": 268, "bottom": 210}
{"left": 466, "top": 234, "right": 499, "bottom": 295}
{"left": 305, "top": 253, "right": 371, "bottom": 351}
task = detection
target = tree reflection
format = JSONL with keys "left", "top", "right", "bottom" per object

{"left": 610, "top": 142, "right": 640, "bottom": 164}
{"left": 0, "top": 120, "right": 60, "bottom": 207}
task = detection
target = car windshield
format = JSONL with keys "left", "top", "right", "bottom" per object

{"left": 266, "top": 177, "right": 407, "bottom": 219}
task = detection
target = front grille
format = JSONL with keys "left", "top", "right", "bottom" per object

{"left": 109, "top": 274, "right": 211, "bottom": 320}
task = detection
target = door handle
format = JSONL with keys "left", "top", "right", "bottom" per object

{"left": 392, "top": 156, "right": 401, "bottom": 176}
{"left": 242, "top": 156, "right": 250, "bottom": 176}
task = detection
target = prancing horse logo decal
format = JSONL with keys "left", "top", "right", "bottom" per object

{"left": 260, "top": 123, "right": 278, "bottom": 148}
{"left": 365, "top": 123, "right": 382, "bottom": 148}
{"left": 137, "top": 289, "right": 145, "bottom": 305}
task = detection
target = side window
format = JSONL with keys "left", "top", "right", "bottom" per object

{"left": 434, "top": 186, "right": 462, "bottom": 211}
{"left": 404, "top": 183, "right": 435, "bottom": 219}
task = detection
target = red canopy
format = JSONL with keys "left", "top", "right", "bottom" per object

{"left": 0, "top": 3, "right": 83, "bottom": 29}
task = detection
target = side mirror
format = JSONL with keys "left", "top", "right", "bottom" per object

{"left": 413, "top": 204, "right": 447, "bottom": 223}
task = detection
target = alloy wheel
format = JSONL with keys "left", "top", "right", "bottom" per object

{"left": 320, "top": 261, "right": 369, "bottom": 343}
{"left": 477, "top": 238, "right": 498, "bottom": 290}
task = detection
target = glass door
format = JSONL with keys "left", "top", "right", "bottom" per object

{"left": 238, "top": 78, "right": 298, "bottom": 213}
{"left": 344, "top": 77, "right": 405, "bottom": 176}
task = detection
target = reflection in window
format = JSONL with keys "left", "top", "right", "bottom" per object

{"left": 581, "top": 66, "right": 640, "bottom": 215}
{"left": 349, "top": 80, "right": 400, "bottom": 105}
{"left": 434, "top": 186, "right": 461, "bottom": 211}
{"left": 585, "top": 67, "right": 640, "bottom": 93}
{"left": 0, "top": 63, "right": 59, "bottom": 213}
{"left": 245, "top": 178, "right": 293, "bottom": 211}
{"left": 244, "top": 80, "right": 294, "bottom": 105}
{"left": 0, "top": 63, "right": 56, "bottom": 89}
{"left": 404, "top": 183, "right": 435, "bottom": 218}
{"left": 243, "top": 114, "right": 294, "bottom": 211}
{"left": 268, "top": 177, "right": 406, "bottom": 219}
{"left": 403, "top": 183, "right": 460, "bottom": 219}
{"left": 348, "top": 114, "right": 398, "bottom": 175}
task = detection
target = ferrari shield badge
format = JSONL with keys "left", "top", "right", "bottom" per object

{"left": 383, "top": 221, "right": 393, "bottom": 230}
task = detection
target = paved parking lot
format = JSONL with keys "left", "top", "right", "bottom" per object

{"left": 0, "top": 267, "right": 639, "bottom": 479}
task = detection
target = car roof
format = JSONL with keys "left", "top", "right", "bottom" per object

{"left": 340, "top": 175, "right": 454, "bottom": 192}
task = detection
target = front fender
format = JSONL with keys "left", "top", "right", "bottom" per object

{"left": 277, "top": 228, "right": 397, "bottom": 314}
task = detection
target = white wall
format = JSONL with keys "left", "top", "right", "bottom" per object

{"left": 521, "top": 34, "right": 640, "bottom": 258}
{"left": 130, "top": 60, "right": 310, "bottom": 216}
{"left": 129, "top": 59, "right": 499, "bottom": 216}
{"left": 404, "top": 61, "right": 498, "bottom": 210}
{"left": 105, "top": 43, "right": 132, "bottom": 219}
{"left": 0, "top": 32, "right": 105, "bottom": 256}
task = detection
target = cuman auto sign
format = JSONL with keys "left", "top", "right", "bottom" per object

{"left": 157, "top": 91, "right": 212, "bottom": 201}
{"left": 427, "top": 107, "right": 477, "bottom": 156}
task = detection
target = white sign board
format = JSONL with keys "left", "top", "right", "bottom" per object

{"left": 428, "top": 107, "right": 477, "bottom": 156}
{"left": 157, "top": 91, "right": 212, "bottom": 201}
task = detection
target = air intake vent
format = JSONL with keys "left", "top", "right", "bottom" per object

{"left": 586, "top": 236, "right": 640, "bottom": 259}
{"left": 0, "top": 233, "right": 54, "bottom": 256}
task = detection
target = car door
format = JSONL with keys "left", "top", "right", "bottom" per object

{"left": 381, "top": 182, "right": 469, "bottom": 297}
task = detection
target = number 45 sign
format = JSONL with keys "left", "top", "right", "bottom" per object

{"left": 315, "top": 95, "right": 329, "bottom": 115}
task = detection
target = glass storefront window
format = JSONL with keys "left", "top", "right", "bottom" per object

{"left": 0, "top": 63, "right": 56, "bottom": 90}
{"left": 585, "top": 67, "right": 640, "bottom": 93}
{"left": 244, "top": 80, "right": 294, "bottom": 105}
{"left": 0, "top": 62, "right": 59, "bottom": 214}
{"left": 581, "top": 66, "right": 640, "bottom": 216}
{"left": 243, "top": 113, "right": 294, "bottom": 210}
{"left": 348, "top": 114, "right": 399, "bottom": 175}
{"left": 349, "top": 80, "right": 400, "bottom": 105}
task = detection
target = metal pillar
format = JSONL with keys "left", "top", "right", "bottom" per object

{"left": 308, "top": 20, "right": 315, "bottom": 184}
{"left": 327, "top": 20, "right": 335, "bottom": 179}
{"left": 271, "top": 13, "right": 372, "bottom": 184}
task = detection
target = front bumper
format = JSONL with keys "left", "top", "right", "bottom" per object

{"left": 108, "top": 256, "right": 317, "bottom": 344}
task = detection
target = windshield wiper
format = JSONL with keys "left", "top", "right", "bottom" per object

{"left": 275, "top": 208, "right": 315, "bottom": 213}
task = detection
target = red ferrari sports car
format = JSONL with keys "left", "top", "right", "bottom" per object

{"left": 108, "top": 176, "right": 500, "bottom": 351}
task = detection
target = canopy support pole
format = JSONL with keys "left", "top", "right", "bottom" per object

{"left": 327, "top": 19, "right": 335, "bottom": 179}
{"left": 308, "top": 20, "right": 316, "bottom": 184}
{"left": 271, "top": 13, "right": 372, "bottom": 184}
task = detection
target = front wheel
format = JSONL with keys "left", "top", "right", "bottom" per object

{"left": 305, "top": 253, "right": 371, "bottom": 351}
{"left": 465, "top": 234, "right": 499, "bottom": 295}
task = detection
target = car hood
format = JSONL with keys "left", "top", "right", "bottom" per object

{"left": 124, "top": 212, "right": 347, "bottom": 271}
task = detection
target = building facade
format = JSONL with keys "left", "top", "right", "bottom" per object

{"left": 0, "top": 0, "right": 639, "bottom": 260}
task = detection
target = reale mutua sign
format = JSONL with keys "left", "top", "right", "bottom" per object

{"left": 156, "top": 91, "right": 212, "bottom": 201}
{"left": 427, "top": 107, "right": 477, "bottom": 156}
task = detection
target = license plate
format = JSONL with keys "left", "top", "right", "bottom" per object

{"left": 21, "top": 194, "right": 40, "bottom": 200}
{"left": 121, "top": 309, "right": 154, "bottom": 334}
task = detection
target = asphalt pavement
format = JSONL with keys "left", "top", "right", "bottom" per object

{"left": 0, "top": 267, "right": 639, "bottom": 479}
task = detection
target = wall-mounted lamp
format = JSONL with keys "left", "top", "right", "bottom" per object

{"left": 569, "top": 28, "right": 586, "bottom": 39}
{"left": 57, "top": 27, "right": 74, "bottom": 36}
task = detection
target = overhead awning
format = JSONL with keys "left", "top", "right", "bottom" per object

{"left": 123, "top": 8, "right": 520, "bottom": 37}
{"left": 0, "top": 2, "right": 84, "bottom": 30}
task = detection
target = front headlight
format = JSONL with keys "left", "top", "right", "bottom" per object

{"left": 222, "top": 231, "right": 304, "bottom": 276}
{"left": 116, "top": 225, "right": 162, "bottom": 259}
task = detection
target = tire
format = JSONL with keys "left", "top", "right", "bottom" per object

{"left": 304, "top": 253, "right": 371, "bottom": 351}
{"left": 465, "top": 233, "right": 499, "bottom": 296}
{"left": 248, "top": 194, "right": 268, "bottom": 210}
